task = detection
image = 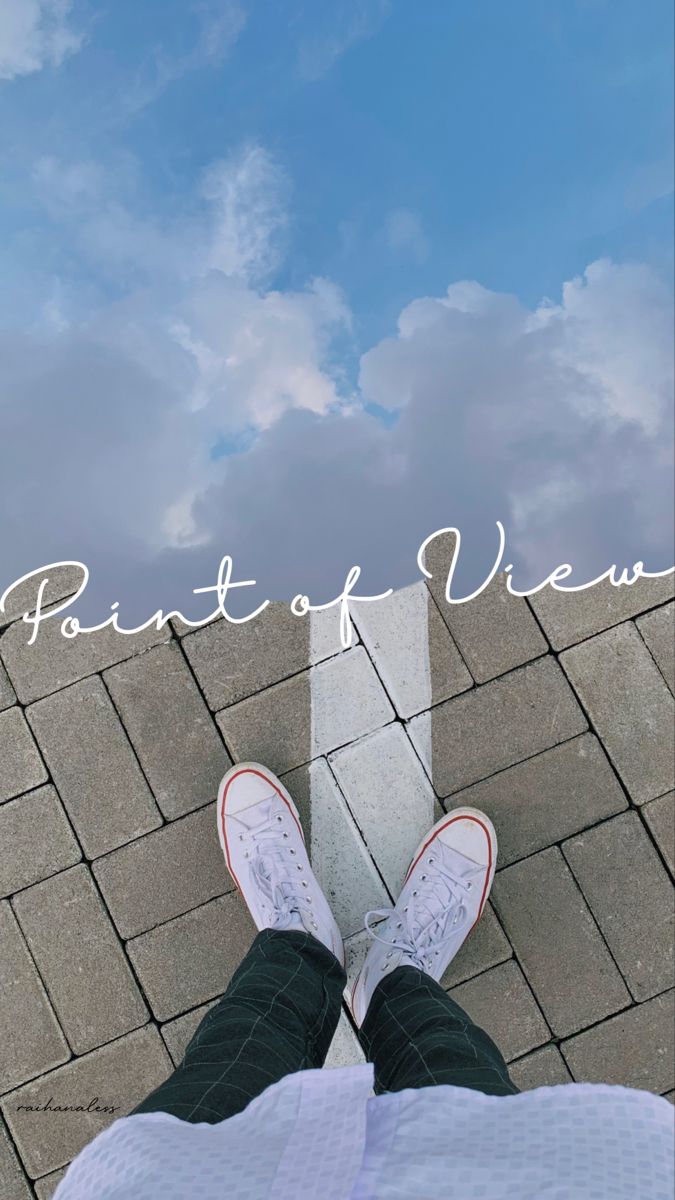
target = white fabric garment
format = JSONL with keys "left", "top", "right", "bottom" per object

{"left": 54, "top": 1063, "right": 674, "bottom": 1200}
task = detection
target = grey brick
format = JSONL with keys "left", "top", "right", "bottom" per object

{"left": 637, "top": 601, "right": 675, "bottom": 694}
{"left": 441, "top": 903, "right": 512, "bottom": 990}
{"left": 643, "top": 792, "right": 674, "bottom": 877}
{"left": 0, "top": 613, "right": 170, "bottom": 705}
{"left": 325, "top": 1012, "right": 366, "bottom": 1069}
{"left": 217, "top": 647, "right": 393, "bottom": 776}
{"left": 34, "top": 1168, "right": 67, "bottom": 1199}
{"left": 27, "top": 676, "right": 161, "bottom": 858}
{"left": 0, "top": 659, "right": 16, "bottom": 712}
{"left": 563, "top": 812, "right": 674, "bottom": 1002}
{"left": 445, "top": 734, "right": 627, "bottom": 866}
{"left": 127, "top": 893, "right": 255, "bottom": 1021}
{"left": 281, "top": 759, "right": 388, "bottom": 937}
{"left": 104, "top": 642, "right": 230, "bottom": 819}
{"left": 0, "top": 564, "right": 84, "bottom": 630}
{"left": 509, "top": 1044, "right": 572, "bottom": 1091}
{"left": 492, "top": 847, "right": 630, "bottom": 1037}
{"left": 182, "top": 603, "right": 345, "bottom": 711}
{"left": 561, "top": 622, "right": 675, "bottom": 805}
{"left": 0, "top": 1115, "right": 32, "bottom": 1199}
{"left": 13, "top": 865, "right": 148, "bottom": 1055}
{"left": 408, "top": 656, "right": 587, "bottom": 796}
{"left": 93, "top": 803, "right": 233, "bottom": 939}
{"left": 0, "top": 902, "right": 68, "bottom": 1093}
{"left": 423, "top": 533, "right": 547, "bottom": 681}
{"left": 0, "top": 786, "right": 80, "bottom": 898}
{"left": 354, "top": 583, "right": 471, "bottom": 717}
{"left": 562, "top": 991, "right": 675, "bottom": 1092}
{"left": 449, "top": 960, "right": 550, "bottom": 1062}
{"left": 1, "top": 1026, "right": 171, "bottom": 1179}
{"left": 329, "top": 724, "right": 441, "bottom": 895}
{"left": 529, "top": 573, "right": 674, "bottom": 650}
{"left": 0, "top": 709, "right": 47, "bottom": 804}
{"left": 161, "top": 1001, "right": 217, "bottom": 1066}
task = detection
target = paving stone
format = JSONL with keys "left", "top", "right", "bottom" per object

{"left": 492, "top": 847, "right": 630, "bottom": 1037}
{"left": 445, "top": 734, "right": 627, "bottom": 867}
{"left": 281, "top": 759, "right": 388, "bottom": 937}
{"left": 0, "top": 613, "right": 171, "bottom": 707}
{"left": 665, "top": 1091, "right": 674, "bottom": 1104}
{"left": 161, "top": 1001, "right": 218, "bottom": 1067}
{"left": 325, "top": 1012, "right": 365, "bottom": 1068}
{"left": 0, "top": 564, "right": 84, "bottom": 631}
{"left": 441, "top": 903, "right": 512, "bottom": 989}
{"left": 529, "top": 573, "right": 674, "bottom": 650}
{"left": 449, "top": 960, "right": 550, "bottom": 1062}
{"left": 637, "top": 601, "right": 675, "bottom": 694}
{"left": 422, "top": 532, "right": 547, "bottom": 682}
{"left": 354, "top": 583, "right": 472, "bottom": 717}
{"left": 0, "top": 902, "right": 68, "bottom": 1094}
{"left": 0, "top": 786, "right": 81, "bottom": 898}
{"left": 0, "top": 659, "right": 16, "bottom": 712}
{"left": 508, "top": 1044, "right": 572, "bottom": 1091}
{"left": 561, "top": 622, "right": 675, "bottom": 805}
{"left": 93, "top": 803, "right": 233, "bottom": 939}
{"left": 562, "top": 992, "right": 675, "bottom": 1092}
{"left": 181, "top": 603, "right": 346, "bottom": 711}
{"left": 0, "top": 1115, "right": 32, "bottom": 1199}
{"left": 0, "top": 709, "right": 47, "bottom": 804}
{"left": 26, "top": 676, "right": 161, "bottom": 858}
{"left": 13, "top": 866, "right": 148, "bottom": 1055}
{"left": 329, "top": 724, "right": 441, "bottom": 895}
{"left": 408, "top": 656, "right": 587, "bottom": 796}
{"left": 127, "top": 893, "right": 256, "bottom": 1021}
{"left": 34, "top": 1167, "right": 67, "bottom": 1199}
{"left": 563, "top": 812, "right": 674, "bottom": 1002}
{"left": 217, "top": 647, "right": 394, "bottom": 776}
{"left": 1, "top": 1025, "right": 171, "bottom": 1179}
{"left": 104, "top": 642, "right": 231, "bottom": 819}
{"left": 643, "top": 792, "right": 675, "bottom": 877}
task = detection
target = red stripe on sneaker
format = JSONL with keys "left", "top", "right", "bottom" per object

{"left": 219, "top": 767, "right": 305, "bottom": 897}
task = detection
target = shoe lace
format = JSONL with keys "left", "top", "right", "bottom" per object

{"left": 232, "top": 806, "right": 312, "bottom": 931}
{"left": 364, "top": 852, "right": 481, "bottom": 972}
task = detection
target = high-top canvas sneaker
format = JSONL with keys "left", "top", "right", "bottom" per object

{"left": 351, "top": 807, "right": 497, "bottom": 1026}
{"left": 218, "top": 762, "right": 344, "bottom": 965}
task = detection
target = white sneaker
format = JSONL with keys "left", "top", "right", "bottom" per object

{"left": 217, "top": 762, "right": 344, "bottom": 965}
{"left": 351, "top": 807, "right": 497, "bottom": 1026}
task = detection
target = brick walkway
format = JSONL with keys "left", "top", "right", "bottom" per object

{"left": 0, "top": 562, "right": 673, "bottom": 1197}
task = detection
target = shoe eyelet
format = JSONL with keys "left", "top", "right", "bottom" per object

{"left": 290, "top": 849, "right": 296, "bottom": 855}
{"left": 466, "top": 882, "right": 472, "bottom": 891}
{"left": 412, "top": 890, "right": 418, "bottom": 897}
{"left": 296, "top": 864, "right": 303, "bottom": 871}
{"left": 396, "top": 921, "right": 403, "bottom": 929}
{"left": 428, "top": 856, "right": 434, "bottom": 864}
{"left": 239, "top": 834, "right": 244, "bottom": 841}
{"left": 421, "top": 874, "right": 427, "bottom": 881}
{"left": 244, "top": 852, "right": 249, "bottom": 859}
{"left": 301, "top": 881, "right": 308, "bottom": 888}
{"left": 283, "top": 832, "right": 289, "bottom": 839}
{"left": 312, "top": 922, "right": 318, "bottom": 930}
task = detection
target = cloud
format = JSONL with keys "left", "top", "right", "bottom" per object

{"left": 296, "top": 0, "right": 390, "bottom": 81}
{"left": 0, "top": 142, "right": 672, "bottom": 624}
{"left": 384, "top": 209, "right": 429, "bottom": 264}
{"left": 0, "top": 0, "right": 82, "bottom": 80}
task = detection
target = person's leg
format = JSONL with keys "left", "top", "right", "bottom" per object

{"left": 134, "top": 762, "right": 346, "bottom": 1124}
{"left": 359, "top": 964, "right": 517, "bottom": 1096}
{"left": 134, "top": 927, "right": 345, "bottom": 1123}
{"left": 352, "top": 807, "right": 518, "bottom": 1097}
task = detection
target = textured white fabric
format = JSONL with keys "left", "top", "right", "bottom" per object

{"left": 54, "top": 1064, "right": 674, "bottom": 1200}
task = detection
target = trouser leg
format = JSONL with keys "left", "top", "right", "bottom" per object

{"left": 133, "top": 928, "right": 346, "bottom": 1123}
{"left": 359, "top": 965, "right": 518, "bottom": 1097}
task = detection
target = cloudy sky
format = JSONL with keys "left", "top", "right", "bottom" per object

{"left": 0, "top": 0, "right": 673, "bottom": 623}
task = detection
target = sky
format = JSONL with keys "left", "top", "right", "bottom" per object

{"left": 0, "top": 0, "right": 673, "bottom": 622}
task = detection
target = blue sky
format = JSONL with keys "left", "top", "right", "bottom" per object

{"left": 0, "top": 0, "right": 673, "bottom": 616}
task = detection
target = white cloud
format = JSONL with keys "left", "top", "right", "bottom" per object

{"left": 296, "top": 1, "right": 390, "bottom": 81}
{"left": 0, "top": 0, "right": 82, "bottom": 80}
{"left": 0, "top": 141, "right": 672, "bottom": 620}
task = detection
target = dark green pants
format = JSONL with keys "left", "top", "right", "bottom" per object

{"left": 134, "top": 929, "right": 517, "bottom": 1124}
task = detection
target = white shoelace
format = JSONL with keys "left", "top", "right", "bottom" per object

{"left": 233, "top": 808, "right": 316, "bottom": 932}
{"left": 364, "top": 854, "right": 481, "bottom": 973}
